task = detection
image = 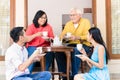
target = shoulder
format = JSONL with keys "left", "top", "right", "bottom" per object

{"left": 46, "top": 23, "right": 52, "bottom": 27}
{"left": 5, "top": 44, "right": 17, "bottom": 59}
{"left": 6, "top": 44, "right": 18, "bottom": 53}
{"left": 98, "top": 45, "right": 104, "bottom": 50}
{"left": 46, "top": 24, "right": 53, "bottom": 30}
{"left": 64, "top": 21, "right": 73, "bottom": 27}
{"left": 81, "top": 18, "right": 90, "bottom": 23}
{"left": 66, "top": 21, "right": 73, "bottom": 25}
{"left": 27, "top": 24, "right": 36, "bottom": 29}
{"left": 26, "top": 24, "right": 37, "bottom": 34}
{"left": 98, "top": 45, "right": 105, "bottom": 55}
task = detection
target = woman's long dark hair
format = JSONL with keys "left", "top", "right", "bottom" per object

{"left": 33, "top": 10, "right": 48, "bottom": 28}
{"left": 89, "top": 27, "right": 109, "bottom": 64}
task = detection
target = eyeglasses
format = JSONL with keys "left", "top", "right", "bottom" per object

{"left": 40, "top": 17, "right": 47, "bottom": 19}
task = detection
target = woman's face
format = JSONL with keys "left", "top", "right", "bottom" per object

{"left": 87, "top": 32, "right": 92, "bottom": 42}
{"left": 38, "top": 14, "right": 47, "bottom": 26}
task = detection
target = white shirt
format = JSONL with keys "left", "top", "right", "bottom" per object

{"left": 74, "top": 24, "right": 78, "bottom": 29}
{"left": 5, "top": 43, "right": 30, "bottom": 80}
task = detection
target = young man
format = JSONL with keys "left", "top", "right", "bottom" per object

{"left": 5, "top": 27, "right": 51, "bottom": 80}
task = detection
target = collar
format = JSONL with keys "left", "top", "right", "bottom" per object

{"left": 13, "top": 43, "right": 24, "bottom": 51}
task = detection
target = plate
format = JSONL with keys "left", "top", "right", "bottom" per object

{"left": 42, "top": 36, "right": 49, "bottom": 39}
{"left": 52, "top": 44, "right": 63, "bottom": 47}
{"left": 75, "top": 54, "right": 82, "bottom": 58}
{"left": 64, "top": 35, "right": 70, "bottom": 39}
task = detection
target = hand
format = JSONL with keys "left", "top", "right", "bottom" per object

{"left": 69, "top": 35, "right": 76, "bottom": 40}
{"left": 42, "top": 37, "right": 50, "bottom": 41}
{"left": 79, "top": 48, "right": 87, "bottom": 56}
{"left": 33, "top": 53, "right": 46, "bottom": 62}
{"left": 29, "top": 50, "right": 45, "bottom": 62}
{"left": 79, "top": 55, "right": 89, "bottom": 61}
{"left": 35, "top": 32, "right": 42, "bottom": 37}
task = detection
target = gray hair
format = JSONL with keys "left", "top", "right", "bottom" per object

{"left": 70, "top": 8, "right": 83, "bottom": 15}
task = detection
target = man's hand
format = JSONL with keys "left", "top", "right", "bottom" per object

{"left": 29, "top": 50, "right": 46, "bottom": 62}
{"left": 70, "top": 35, "right": 76, "bottom": 40}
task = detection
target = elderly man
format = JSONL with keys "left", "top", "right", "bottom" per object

{"left": 55, "top": 8, "right": 92, "bottom": 80}
{"left": 5, "top": 27, "right": 51, "bottom": 80}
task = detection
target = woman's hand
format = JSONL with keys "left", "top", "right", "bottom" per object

{"left": 79, "top": 48, "right": 87, "bottom": 56}
{"left": 42, "top": 37, "right": 50, "bottom": 42}
{"left": 24, "top": 32, "right": 42, "bottom": 42}
{"left": 35, "top": 32, "right": 42, "bottom": 37}
{"left": 79, "top": 55, "right": 89, "bottom": 61}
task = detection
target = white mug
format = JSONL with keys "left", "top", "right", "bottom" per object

{"left": 42, "top": 31, "right": 48, "bottom": 37}
{"left": 37, "top": 47, "right": 42, "bottom": 54}
{"left": 77, "top": 44, "right": 82, "bottom": 51}
{"left": 66, "top": 32, "right": 72, "bottom": 38}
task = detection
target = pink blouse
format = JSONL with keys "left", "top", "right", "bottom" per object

{"left": 26, "top": 23, "right": 54, "bottom": 47}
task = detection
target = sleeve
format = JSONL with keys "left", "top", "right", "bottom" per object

{"left": 80, "top": 19, "right": 90, "bottom": 40}
{"left": 48, "top": 25, "right": 54, "bottom": 38}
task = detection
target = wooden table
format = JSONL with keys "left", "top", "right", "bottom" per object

{"left": 40, "top": 46, "right": 73, "bottom": 80}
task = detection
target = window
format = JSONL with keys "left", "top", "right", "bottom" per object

{"left": 106, "top": 0, "right": 120, "bottom": 58}
{"left": 0, "top": 0, "right": 15, "bottom": 57}
{"left": 111, "top": 0, "right": 120, "bottom": 54}
{"left": 0, "top": 0, "right": 10, "bottom": 56}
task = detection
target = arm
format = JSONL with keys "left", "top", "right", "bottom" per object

{"left": 48, "top": 25, "right": 54, "bottom": 38}
{"left": 25, "top": 25, "right": 42, "bottom": 42}
{"left": 18, "top": 50, "right": 43, "bottom": 71}
{"left": 25, "top": 32, "right": 42, "bottom": 42}
{"left": 86, "top": 60, "right": 92, "bottom": 68}
{"left": 84, "top": 46, "right": 105, "bottom": 69}
{"left": 69, "top": 19, "right": 90, "bottom": 41}
{"left": 60, "top": 23, "right": 70, "bottom": 40}
{"left": 18, "top": 57, "right": 33, "bottom": 71}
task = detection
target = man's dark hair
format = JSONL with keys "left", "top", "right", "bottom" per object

{"left": 33, "top": 10, "right": 48, "bottom": 28}
{"left": 10, "top": 27, "right": 24, "bottom": 43}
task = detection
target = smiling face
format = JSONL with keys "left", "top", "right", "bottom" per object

{"left": 38, "top": 14, "right": 47, "bottom": 26}
{"left": 69, "top": 10, "right": 81, "bottom": 24}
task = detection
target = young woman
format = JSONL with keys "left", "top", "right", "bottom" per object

{"left": 74, "top": 27, "right": 110, "bottom": 80}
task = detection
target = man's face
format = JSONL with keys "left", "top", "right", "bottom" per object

{"left": 20, "top": 30, "right": 26, "bottom": 43}
{"left": 69, "top": 10, "right": 81, "bottom": 24}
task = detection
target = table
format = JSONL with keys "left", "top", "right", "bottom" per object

{"left": 40, "top": 46, "right": 73, "bottom": 80}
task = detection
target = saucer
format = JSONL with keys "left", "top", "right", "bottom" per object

{"left": 42, "top": 36, "right": 49, "bottom": 39}
{"left": 52, "top": 44, "right": 63, "bottom": 47}
{"left": 75, "top": 54, "right": 82, "bottom": 58}
{"left": 64, "top": 35, "right": 70, "bottom": 38}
